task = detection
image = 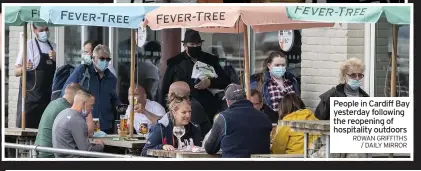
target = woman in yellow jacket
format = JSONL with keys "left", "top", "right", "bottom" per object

{"left": 271, "top": 93, "right": 320, "bottom": 154}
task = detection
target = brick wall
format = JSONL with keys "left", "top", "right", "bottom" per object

{"left": 7, "top": 25, "right": 55, "bottom": 128}
{"left": 300, "top": 23, "right": 365, "bottom": 111}
{"left": 374, "top": 17, "right": 392, "bottom": 97}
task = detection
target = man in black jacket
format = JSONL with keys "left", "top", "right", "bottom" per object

{"left": 160, "top": 29, "right": 231, "bottom": 122}
{"left": 204, "top": 84, "right": 272, "bottom": 158}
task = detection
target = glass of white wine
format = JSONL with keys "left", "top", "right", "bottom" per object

{"left": 173, "top": 126, "right": 186, "bottom": 150}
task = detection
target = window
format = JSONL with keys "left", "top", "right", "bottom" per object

{"left": 374, "top": 16, "right": 409, "bottom": 97}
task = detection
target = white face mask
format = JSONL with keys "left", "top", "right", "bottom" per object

{"left": 37, "top": 31, "right": 49, "bottom": 42}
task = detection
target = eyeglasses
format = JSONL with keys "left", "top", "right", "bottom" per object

{"left": 347, "top": 73, "right": 364, "bottom": 79}
{"left": 98, "top": 56, "right": 112, "bottom": 62}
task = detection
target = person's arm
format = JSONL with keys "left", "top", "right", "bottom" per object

{"left": 110, "top": 78, "right": 122, "bottom": 106}
{"left": 209, "top": 62, "right": 231, "bottom": 89}
{"left": 315, "top": 99, "right": 329, "bottom": 120}
{"left": 86, "top": 113, "right": 94, "bottom": 137}
{"left": 204, "top": 114, "right": 226, "bottom": 154}
{"left": 70, "top": 118, "right": 103, "bottom": 152}
{"left": 271, "top": 126, "right": 289, "bottom": 154}
{"left": 143, "top": 102, "right": 166, "bottom": 125}
{"left": 141, "top": 124, "right": 165, "bottom": 156}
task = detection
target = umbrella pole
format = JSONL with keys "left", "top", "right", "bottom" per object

{"left": 242, "top": 23, "right": 251, "bottom": 100}
{"left": 129, "top": 29, "right": 136, "bottom": 138}
{"left": 22, "top": 23, "right": 28, "bottom": 130}
{"left": 389, "top": 24, "right": 398, "bottom": 158}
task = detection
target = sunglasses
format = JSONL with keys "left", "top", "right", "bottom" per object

{"left": 98, "top": 56, "right": 112, "bottom": 62}
{"left": 347, "top": 73, "right": 364, "bottom": 79}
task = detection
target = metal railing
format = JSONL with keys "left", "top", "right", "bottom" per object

{"left": 5, "top": 143, "right": 143, "bottom": 158}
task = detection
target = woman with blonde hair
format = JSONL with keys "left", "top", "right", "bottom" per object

{"left": 141, "top": 92, "right": 202, "bottom": 156}
{"left": 271, "top": 93, "right": 319, "bottom": 154}
{"left": 315, "top": 58, "right": 369, "bottom": 120}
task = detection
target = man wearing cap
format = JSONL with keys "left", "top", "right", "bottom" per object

{"left": 204, "top": 84, "right": 272, "bottom": 158}
{"left": 15, "top": 23, "right": 57, "bottom": 128}
{"left": 160, "top": 29, "right": 231, "bottom": 122}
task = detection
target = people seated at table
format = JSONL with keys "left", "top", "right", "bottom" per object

{"left": 250, "top": 51, "right": 300, "bottom": 112}
{"left": 141, "top": 93, "right": 202, "bottom": 157}
{"left": 158, "top": 81, "right": 212, "bottom": 138}
{"left": 271, "top": 93, "right": 319, "bottom": 154}
{"left": 249, "top": 89, "right": 279, "bottom": 123}
{"left": 125, "top": 84, "right": 166, "bottom": 134}
{"left": 35, "top": 83, "right": 87, "bottom": 158}
{"left": 52, "top": 89, "right": 104, "bottom": 158}
{"left": 315, "top": 57, "right": 369, "bottom": 120}
{"left": 204, "top": 84, "right": 272, "bottom": 158}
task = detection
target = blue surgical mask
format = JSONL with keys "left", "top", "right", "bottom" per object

{"left": 37, "top": 31, "right": 49, "bottom": 42}
{"left": 95, "top": 60, "right": 109, "bottom": 71}
{"left": 271, "top": 66, "right": 286, "bottom": 79}
{"left": 81, "top": 109, "right": 88, "bottom": 118}
{"left": 347, "top": 79, "right": 362, "bottom": 90}
{"left": 82, "top": 54, "right": 93, "bottom": 64}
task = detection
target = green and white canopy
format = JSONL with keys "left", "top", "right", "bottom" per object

{"left": 5, "top": 6, "right": 58, "bottom": 26}
{"left": 286, "top": 6, "right": 411, "bottom": 25}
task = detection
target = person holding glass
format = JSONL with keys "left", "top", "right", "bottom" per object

{"left": 315, "top": 58, "right": 369, "bottom": 120}
{"left": 250, "top": 51, "right": 300, "bottom": 113}
{"left": 141, "top": 93, "right": 202, "bottom": 156}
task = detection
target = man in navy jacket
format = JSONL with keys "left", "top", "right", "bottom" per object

{"left": 62, "top": 45, "right": 120, "bottom": 134}
{"left": 204, "top": 84, "right": 272, "bottom": 158}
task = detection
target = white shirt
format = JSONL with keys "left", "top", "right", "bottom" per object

{"left": 125, "top": 99, "right": 166, "bottom": 133}
{"left": 16, "top": 38, "right": 57, "bottom": 70}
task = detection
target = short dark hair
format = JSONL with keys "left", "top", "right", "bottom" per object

{"left": 84, "top": 40, "right": 101, "bottom": 52}
{"left": 251, "top": 89, "right": 263, "bottom": 103}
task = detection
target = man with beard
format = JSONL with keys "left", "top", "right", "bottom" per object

{"left": 160, "top": 29, "right": 231, "bottom": 122}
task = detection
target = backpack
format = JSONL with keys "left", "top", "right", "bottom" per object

{"left": 51, "top": 64, "right": 90, "bottom": 101}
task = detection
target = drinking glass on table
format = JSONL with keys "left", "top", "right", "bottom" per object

{"left": 138, "top": 121, "right": 149, "bottom": 137}
{"left": 173, "top": 126, "right": 186, "bottom": 150}
{"left": 93, "top": 118, "right": 100, "bottom": 132}
{"left": 120, "top": 115, "right": 128, "bottom": 137}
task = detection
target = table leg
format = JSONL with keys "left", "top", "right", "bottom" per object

{"left": 325, "top": 135, "right": 330, "bottom": 158}
{"left": 15, "top": 138, "right": 19, "bottom": 158}
{"left": 304, "top": 133, "right": 308, "bottom": 158}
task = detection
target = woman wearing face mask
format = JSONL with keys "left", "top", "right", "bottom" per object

{"left": 250, "top": 51, "right": 300, "bottom": 112}
{"left": 315, "top": 58, "right": 369, "bottom": 120}
{"left": 63, "top": 45, "right": 121, "bottom": 134}
{"left": 141, "top": 93, "right": 202, "bottom": 157}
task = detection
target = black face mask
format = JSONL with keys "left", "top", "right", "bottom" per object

{"left": 187, "top": 46, "right": 202, "bottom": 58}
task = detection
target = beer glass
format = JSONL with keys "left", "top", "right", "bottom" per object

{"left": 93, "top": 118, "right": 100, "bottom": 132}
{"left": 120, "top": 115, "right": 128, "bottom": 137}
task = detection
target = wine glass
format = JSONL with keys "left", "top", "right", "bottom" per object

{"left": 173, "top": 126, "right": 186, "bottom": 150}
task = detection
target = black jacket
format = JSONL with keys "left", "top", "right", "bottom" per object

{"left": 141, "top": 121, "right": 202, "bottom": 157}
{"left": 315, "top": 84, "right": 370, "bottom": 120}
{"left": 261, "top": 104, "right": 279, "bottom": 123}
{"left": 160, "top": 51, "right": 231, "bottom": 120}
{"left": 204, "top": 100, "right": 272, "bottom": 158}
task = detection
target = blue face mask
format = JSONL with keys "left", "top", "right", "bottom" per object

{"left": 95, "top": 60, "right": 109, "bottom": 71}
{"left": 81, "top": 109, "right": 88, "bottom": 118}
{"left": 270, "top": 66, "right": 286, "bottom": 79}
{"left": 82, "top": 54, "right": 92, "bottom": 64}
{"left": 37, "top": 31, "right": 49, "bottom": 42}
{"left": 347, "top": 79, "right": 362, "bottom": 90}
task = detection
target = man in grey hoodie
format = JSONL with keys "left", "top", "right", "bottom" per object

{"left": 52, "top": 89, "right": 104, "bottom": 158}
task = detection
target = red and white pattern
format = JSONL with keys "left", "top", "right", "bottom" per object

{"left": 268, "top": 78, "right": 295, "bottom": 111}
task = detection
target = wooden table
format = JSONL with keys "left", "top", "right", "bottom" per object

{"left": 90, "top": 134, "right": 146, "bottom": 155}
{"left": 5, "top": 128, "right": 38, "bottom": 158}
{"left": 278, "top": 120, "right": 330, "bottom": 158}
{"left": 147, "top": 149, "right": 221, "bottom": 158}
{"left": 251, "top": 154, "right": 304, "bottom": 158}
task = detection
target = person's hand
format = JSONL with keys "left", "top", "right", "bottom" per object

{"left": 48, "top": 50, "right": 56, "bottom": 61}
{"left": 94, "top": 139, "right": 104, "bottom": 146}
{"left": 194, "top": 78, "right": 211, "bottom": 90}
{"left": 26, "top": 60, "right": 34, "bottom": 70}
{"left": 163, "top": 144, "right": 175, "bottom": 151}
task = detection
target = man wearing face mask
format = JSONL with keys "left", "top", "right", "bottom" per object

{"left": 160, "top": 29, "right": 231, "bottom": 122}
{"left": 315, "top": 58, "right": 369, "bottom": 120}
{"left": 52, "top": 89, "right": 104, "bottom": 158}
{"left": 63, "top": 45, "right": 121, "bottom": 134}
{"left": 15, "top": 23, "right": 57, "bottom": 128}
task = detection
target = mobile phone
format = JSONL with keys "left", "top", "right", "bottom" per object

{"left": 194, "top": 78, "right": 201, "bottom": 84}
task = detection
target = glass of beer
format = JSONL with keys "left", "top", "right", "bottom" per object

{"left": 93, "top": 118, "right": 100, "bottom": 132}
{"left": 119, "top": 115, "right": 128, "bottom": 137}
{"left": 139, "top": 122, "right": 149, "bottom": 135}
